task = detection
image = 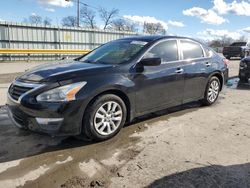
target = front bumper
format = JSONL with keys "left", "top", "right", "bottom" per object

{"left": 7, "top": 94, "right": 87, "bottom": 136}
{"left": 239, "top": 69, "right": 250, "bottom": 82}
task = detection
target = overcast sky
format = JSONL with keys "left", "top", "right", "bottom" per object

{"left": 1, "top": 0, "right": 250, "bottom": 41}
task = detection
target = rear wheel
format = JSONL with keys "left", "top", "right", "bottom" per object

{"left": 83, "top": 94, "right": 127, "bottom": 141}
{"left": 202, "top": 76, "right": 221, "bottom": 106}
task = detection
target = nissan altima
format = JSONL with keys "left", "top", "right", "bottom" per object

{"left": 7, "top": 36, "right": 229, "bottom": 141}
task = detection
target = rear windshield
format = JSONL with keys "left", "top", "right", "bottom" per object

{"left": 230, "top": 42, "right": 246, "bottom": 46}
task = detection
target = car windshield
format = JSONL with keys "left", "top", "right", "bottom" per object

{"left": 79, "top": 40, "right": 148, "bottom": 64}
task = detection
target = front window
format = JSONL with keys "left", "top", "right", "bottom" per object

{"left": 79, "top": 40, "right": 148, "bottom": 64}
{"left": 143, "top": 40, "right": 178, "bottom": 62}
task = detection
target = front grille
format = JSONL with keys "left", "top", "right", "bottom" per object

{"left": 9, "top": 84, "right": 33, "bottom": 101}
{"left": 246, "top": 62, "right": 250, "bottom": 69}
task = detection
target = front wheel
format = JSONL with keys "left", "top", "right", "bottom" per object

{"left": 83, "top": 94, "right": 127, "bottom": 141}
{"left": 202, "top": 76, "right": 221, "bottom": 106}
{"left": 239, "top": 76, "right": 249, "bottom": 83}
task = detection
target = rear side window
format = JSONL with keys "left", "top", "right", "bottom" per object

{"left": 143, "top": 40, "right": 178, "bottom": 62}
{"left": 204, "top": 47, "right": 214, "bottom": 58}
{"left": 181, "top": 40, "right": 204, "bottom": 59}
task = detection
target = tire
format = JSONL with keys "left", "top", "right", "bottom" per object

{"left": 202, "top": 76, "right": 221, "bottom": 106}
{"left": 239, "top": 76, "right": 248, "bottom": 83}
{"left": 83, "top": 94, "right": 127, "bottom": 141}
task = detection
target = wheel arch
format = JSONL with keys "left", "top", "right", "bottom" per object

{"left": 84, "top": 89, "right": 132, "bottom": 124}
{"left": 208, "top": 71, "right": 224, "bottom": 91}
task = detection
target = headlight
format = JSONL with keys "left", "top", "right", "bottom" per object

{"left": 240, "top": 61, "right": 247, "bottom": 68}
{"left": 36, "top": 82, "right": 87, "bottom": 102}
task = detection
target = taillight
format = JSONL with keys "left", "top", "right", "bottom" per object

{"left": 223, "top": 58, "right": 229, "bottom": 66}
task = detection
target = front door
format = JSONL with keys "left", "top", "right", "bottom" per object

{"left": 132, "top": 40, "right": 185, "bottom": 114}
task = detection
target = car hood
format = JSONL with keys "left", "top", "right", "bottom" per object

{"left": 18, "top": 60, "right": 113, "bottom": 82}
{"left": 242, "top": 56, "right": 250, "bottom": 62}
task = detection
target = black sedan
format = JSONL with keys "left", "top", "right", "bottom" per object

{"left": 239, "top": 57, "right": 250, "bottom": 83}
{"left": 7, "top": 36, "right": 229, "bottom": 141}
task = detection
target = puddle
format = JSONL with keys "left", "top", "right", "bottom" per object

{"left": 227, "top": 77, "right": 250, "bottom": 90}
{"left": 0, "top": 98, "right": 202, "bottom": 187}
{"left": 0, "top": 122, "right": 145, "bottom": 188}
{"left": 0, "top": 100, "right": 201, "bottom": 163}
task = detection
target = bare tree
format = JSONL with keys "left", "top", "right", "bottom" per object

{"left": 99, "top": 7, "right": 119, "bottom": 30}
{"left": 237, "top": 35, "right": 247, "bottom": 42}
{"left": 221, "top": 35, "right": 233, "bottom": 47}
{"left": 209, "top": 36, "right": 243, "bottom": 48}
{"left": 80, "top": 6, "right": 96, "bottom": 29}
{"left": 27, "top": 14, "right": 43, "bottom": 25}
{"left": 43, "top": 17, "right": 52, "bottom": 26}
{"left": 23, "top": 14, "right": 52, "bottom": 26}
{"left": 209, "top": 40, "right": 223, "bottom": 48}
{"left": 143, "top": 22, "right": 166, "bottom": 35}
{"left": 111, "top": 18, "right": 137, "bottom": 32}
{"left": 61, "top": 16, "right": 78, "bottom": 27}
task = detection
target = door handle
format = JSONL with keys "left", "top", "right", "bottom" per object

{"left": 205, "top": 62, "right": 211, "bottom": 67}
{"left": 175, "top": 68, "right": 184, "bottom": 74}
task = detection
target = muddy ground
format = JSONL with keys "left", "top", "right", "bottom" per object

{"left": 0, "top": 59, "right": 249, "bottom": 188}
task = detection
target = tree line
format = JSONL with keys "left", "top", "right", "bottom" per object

{"left": 23, "top": 7, "right": 166, "bottom": 35}
{"left": 209, "top": 36, "right": 248, "bottom": 48}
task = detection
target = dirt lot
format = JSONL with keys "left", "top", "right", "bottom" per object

{"left": 0, "top": 59, "right": 249, "bottom": 188}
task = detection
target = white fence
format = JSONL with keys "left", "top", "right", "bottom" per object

{"left": 0, "top": 21, "right": 137, "bottom": 61}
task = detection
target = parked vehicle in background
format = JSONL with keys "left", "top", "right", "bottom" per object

{"left": 223, "top": 42, "right": 250, "bottom": 59}
{"left": 239, "top": 57, "right": 250, "bottom": 83}
{"left": 7, "top": 36, "right": 229, "bottom": 141}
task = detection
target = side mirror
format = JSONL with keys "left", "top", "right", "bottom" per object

{"left": 61, "top": 56, "right": 69, "bottom": 60}
{"left": 139, "top": 58, "right": 161, "bottom": 66}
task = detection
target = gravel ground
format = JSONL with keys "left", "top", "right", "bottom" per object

{"left": 0, "top": 59, "right": 249, "bottom": 188}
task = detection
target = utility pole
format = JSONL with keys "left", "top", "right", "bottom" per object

{"left": 77, "top": 0, "right": 80, "bottom": 27}
{"left": 65, "top": 0, "right": 80, "bottom": 27}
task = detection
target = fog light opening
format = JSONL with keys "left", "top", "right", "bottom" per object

{"left": 36, "top": 118, "right": 64, "bottom": 126}
{"left": 36, "top": 118, "right": 64, "bottom": 131}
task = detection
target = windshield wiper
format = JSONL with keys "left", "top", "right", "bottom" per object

{"left": 83, "top": 60, "right": 96, "bottom": 64}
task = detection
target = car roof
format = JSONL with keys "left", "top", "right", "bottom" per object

{"left": 118, "top": 35, "right": 195, "bottom": 42}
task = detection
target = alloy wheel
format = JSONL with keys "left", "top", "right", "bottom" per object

{"left": 207, "top": 80, "right": 219, "bottom": 103}
{"left": 94, "top": 101, "right": 123, "bottom": 136}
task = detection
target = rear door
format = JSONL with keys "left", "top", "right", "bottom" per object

{"left": 179, "top": 39, "right": 209, "bottom": 103}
